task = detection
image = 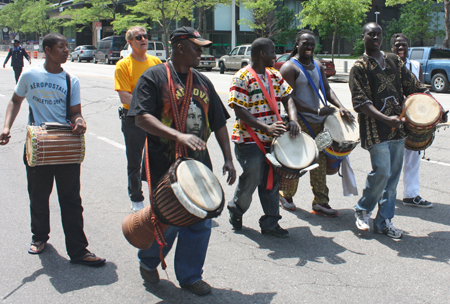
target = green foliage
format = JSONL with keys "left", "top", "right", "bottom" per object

{"left": 63, "top": 0, "right": 119, "bottom": 33}
{"left": 239, "top": 0, "right": 279, "bottom": 38}
{"left": 115, "top": 0, "right": 195, "bottom": 57}
{"left": 0, "top": 0, "right": 28, "bottom": 36}
{"left": 0, "top": 0, "right": 58, "bottom": 37}
{"left": 386, "top": 0, "right": 444, "bottom": 46}
{"left": 299, "top": 0, "right": 370, "bottom": 61}
{"left": 351, "top": 39, "right": 365, "bottom": 56}
{"left": 274, "top": 7, "right": 298, "bottom": 49}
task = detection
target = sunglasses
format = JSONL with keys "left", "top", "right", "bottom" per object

{"left": 135, "top": 34, "right": 148, "bottom": 41}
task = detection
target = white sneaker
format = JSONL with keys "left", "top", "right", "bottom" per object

{"left": 355, "top": 210, "right": 370, "bottom": 231}
{"left": 380, "top": 219, "right": 402, "bottom": 239}
{"left": 131, "top": 201, "right": 144, "bottom": 213}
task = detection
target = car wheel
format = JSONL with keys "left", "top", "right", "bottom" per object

{"left": 93, "top": 58, "right": 97, "bottom": 64}
{"left": 241, "top": 62, "right": 248, "bottom": 68}
{"left": 77, "top": 56, "right": 81, "bottom": 62}
{"left": 431, "top": 73, "right": 449, "bottom": 93}
{"left": 71, "top": 56, "right": 74, "bottom": 62}
{"left": 87, "top": 60, "right": 90, "bottom": 63}
{"left": 219, "top": 62, "right": 225, "bottom": 74}
{"left": 106, "top": 57, "right": 110, "bottom": 64}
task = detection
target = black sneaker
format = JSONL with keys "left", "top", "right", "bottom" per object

{"left": 140, "top": 266, "right": 160, "bottom": 283}
{"left": 403, "top": 196, "right": 433, "bottom": 208}
{"left": 261, "top": 224, "right": 289, "bottom": 238}
{"left": 312, "top": 203, "right": 339, "bottom": 217}
{"left": 280, "top": 197, "right": 296, "bottom": 211}
{"left": 229, "top": 210, "right": 242, "bottom": 230}
{"left": 181, "top": 279, "right": 212, "bottom": 296}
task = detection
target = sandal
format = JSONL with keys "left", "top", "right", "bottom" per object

{"left": 28, "top": 241, "right": 46, "bottom": 254}
{"left": 70, "top": 253, "right": 106, "bottom": 266}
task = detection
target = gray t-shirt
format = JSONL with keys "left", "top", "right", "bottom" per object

{"left": 294, "top": 59, "right": 324, "bottom": 124}
{"left": 15, "top": 64, "right": 81, "bottom": 125}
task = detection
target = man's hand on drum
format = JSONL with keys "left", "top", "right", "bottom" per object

{"left": 318, "top": 106, "right": 336, "bottom": 116}
{"left": 178, "top": 133, "right": 206, "bottom": 151}
{"left": 72, "top": 117, "right": 87, "bottom": 135}
{"left": 339, "top": 107, "right": 356, "bottom": 122}
{"left": 0, "top": 129, "right": 11, "bottom": 145}
{"left": 386, "top": 115, "right": 405, "bottom": 129}
{"left": 223, "top": 160, "right": 236, "bottom": 185}
{"left": 287, "top": 120, "right": 300, "bottom": 137}
{"left": 266, "top": 121, "right": 286, "bottom": 137}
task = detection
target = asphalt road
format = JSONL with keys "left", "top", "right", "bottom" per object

{"left": 1, "top": 59, "right": 450, "bottom": 304}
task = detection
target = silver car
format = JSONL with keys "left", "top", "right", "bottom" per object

{"left": 71, "top": 45, "right": 97, "bottom": 62}
{"left": 218, "top": 44, "right": 251, "bottom": 74}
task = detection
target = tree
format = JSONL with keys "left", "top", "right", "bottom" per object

{"left": 386, "top": 0, "right": 450, "bottom": 48}
{"left": 63, "top": 0, "right": 120, "bottom": 45}
{"left": 112, "top": 0, "right": 194, "bottom": 58}
{"left": 385, "top": 0, "right": 444, "bottom": 46}
{"left": 299, "top": 0, "right": 371, "bottom": 62}
{"left": 274, "top": 7, "right": 298, "bottom": 53}
{"left": 21, "top": 0, "right": 59, "bottom": 37}
{"left": 239, "top": 0, "right": 280, "bottom": 38}
{"left": 0, "top": 0, "right": 28, "bottom": 39}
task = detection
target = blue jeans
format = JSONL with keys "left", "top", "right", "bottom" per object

{"left": 355, "top": 140, "right": 405, "bottom": 231}
{"left": 138, "top": 219, "right": 211, "bottom": 285}
{"left": 228, "top": 143, "right": 281, "bottom": 231}
{"left": 121, "top": 113, "right": 146, "bottom": 202}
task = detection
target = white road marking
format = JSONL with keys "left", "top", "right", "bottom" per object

{"left": 421, "top": 159, "right": 450, "bottom": 167}
{"left": 89, "top": 132, "right": 125, "bottom": 150}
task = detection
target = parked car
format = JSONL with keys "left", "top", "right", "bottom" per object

{"left": 409, "top": 46, "right": 450, "bottom": 92}
{"left": 94, "top": 36, "right": 126, "bottom": 64}
{"left": 273, "top": 53, "right": 336, "bottom": 78}
{"left": 119, "top": 41, "right": 167, "bottom": 62}
{"left": 218, "top": 44, "right": 251, "bottom": 74}
{"left": 70, "top": 45, "right": 96, "bottom": 62}
{"left": 195, "top": 54, "right": 216, "bottom": 71}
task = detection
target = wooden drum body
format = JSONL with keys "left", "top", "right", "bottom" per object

{"left": 122, "top": 158, "right": 224, "bottom": 250}
{"left": 404, "top": 93, "right": 443, "bottom": 151}
{"left": 323, "top": 111, "right": 360, "bottom": 175}
{"left": 26, "top": 125, "right": 85, "bottom": 167}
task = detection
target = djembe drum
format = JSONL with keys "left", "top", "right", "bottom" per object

{"left": 267, "top": 131, "right": 319, "bottom": 191}
{"left": 122, "top": 158, "right": 225, "bottom": 250}
{"left": 403, "top": 93, "right": 443, "bottom": 151}
{"left": 323, "top": 111, "right": 360, "bottom": 175}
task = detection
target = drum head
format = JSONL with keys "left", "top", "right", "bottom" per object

{"left": 273, "top": 131, "right": 318, "bottom": 170}
{"left": 323, "top": 111, "right": 359, "bottom": 144}
{"left": 405, "top": 94, "right": 441, "bottom": 126}
{"left": 176, "top": 160, "right": 223, "bottom": 211}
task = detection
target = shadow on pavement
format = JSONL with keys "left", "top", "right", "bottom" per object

{"left": 394, "top": 200, "right": 450, "bottom": 227}
{"left": 3, "top": 244, "right": 118, "bottom": 300}
{"left": 235, "top": 226, "right": 362, "bottom": 267}
{"left": 144, "top": 279, "right": 276, "bottom": 304}
{"left": 288, "top": 207, "right": 358, "bottom": 233}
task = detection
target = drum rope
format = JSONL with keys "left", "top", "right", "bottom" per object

{"left": 243, "top": 66, "right": 284, "bottom": 190}
{"left": 144, "top": 138, "right": 168, "bottom": 271}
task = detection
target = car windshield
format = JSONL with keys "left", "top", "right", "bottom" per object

{"left": 278, "top": 54, "right": 289, "bottom": 62}
{"left": 83, "top": 46, "right": 96, "bottom": 50}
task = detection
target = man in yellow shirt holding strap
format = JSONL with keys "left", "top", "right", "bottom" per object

{"left": 114, "top": 26, "right": 162, "bottom": 212}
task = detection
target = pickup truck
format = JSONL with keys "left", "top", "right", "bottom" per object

{"left": 409, "top": 47, "right": 450, "bottom": 92}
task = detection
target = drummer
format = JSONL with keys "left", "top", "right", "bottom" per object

{"left": 349, "top": 23, "right": 428, "bottom": 238}
{"left": 0, "top": 33, "right": 105, "bottom": 265}
{"left": 390, "top": 33, "right": 432, "bottom": 208}
{"left": 127, "top": 27, "right": 236, "bottom": 296}
{"left": 278, "top": 29, "right": 354, "bottom": 215}
{"left": 227, "top": 37, "right": 300, "bottom": 238}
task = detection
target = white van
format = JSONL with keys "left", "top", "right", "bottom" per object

{"left": 120, "top": 41, "right": 166, "bottom": 62}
